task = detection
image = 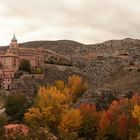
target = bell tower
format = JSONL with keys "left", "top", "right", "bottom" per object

{"left": 10, "top": 34, "right": 18, "bottom": 48}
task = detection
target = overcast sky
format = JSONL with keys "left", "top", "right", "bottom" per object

{"left": 0, "top": 0, "right": 140, "bottom": 45}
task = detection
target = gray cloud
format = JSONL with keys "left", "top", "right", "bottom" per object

{"left": 0, "top": 0, "right": 140, "bottom": 45}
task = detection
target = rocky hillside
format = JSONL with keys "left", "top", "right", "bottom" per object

{"left": 1, "top": 38, "right": 140, "bottom": 103}
{"left": 0, "top": 40, "right": 84, "bottom": 56}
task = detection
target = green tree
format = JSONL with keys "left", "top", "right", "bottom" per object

{"left": 5, "top": 93, "right": 31, "bottom": 122}
{"left": 19, "top": 59, "right": 31, "bottom": 73}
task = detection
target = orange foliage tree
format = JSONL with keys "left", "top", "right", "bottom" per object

{"left": 97, "top": 95, "right": 139, "bottom": 140}
{"left": 78, "top": 103, "right": 100, "bottom": 139}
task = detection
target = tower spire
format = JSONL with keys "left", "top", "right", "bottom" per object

{"left": 10, "top": 33, "right": 18, "bottom": 48}
{"left": 12, "top": 33, "right": 17, "bottom": 42}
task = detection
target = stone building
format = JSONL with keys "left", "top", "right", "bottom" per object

{"left": 0, "top": 69, "right": 14, "bottom": 90}
{"left": 0, "top": 34, "right": 71, "bottom": 90}
{"left": 8, "top": 34, "right": 45, "bottom": 69}
{"left": 2, "top": 52, "right": 19, "bottom": 72}
{"left": 0, "top": 34, "right": 45, "bottom": 90}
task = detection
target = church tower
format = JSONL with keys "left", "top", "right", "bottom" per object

{"left": 10, "top": 34, "right": 18, "bottom": 48}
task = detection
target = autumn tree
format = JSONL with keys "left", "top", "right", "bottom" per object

{"left": 59, "top": 108, "right": 82, "bottom": 140}
{"left": 24, "top": 74, "right": 87, "bottom": 139}
{"left": 68, "top": 75, "right": 87, "bottom": 102}
{"left": 117, "top": 113, "right": 129, "bottom": 139}
{"left": 25, "top": 86, "right": 67, "bottom": 134}
{"left": 132, "top": 104, "right": 140, "bottom": 139}
{"left": 36, "top": 86, "right": 66, "bottom": 108}
{"left": 132, "top": 105, "right": 140, "bottom": 125}
{"left": 98, "top": 110, "right": 118, "bottom": 139}
{"left": 54, "top": 80, "right": 65, "bottom": 91}
{"left": 23, "top": 83, "right": 140, "bottom": 140}
{"left": 130, "top": 94, "right": 140, "bottom": 106}
{"left": 97, "top": 96, "right": 140, "bottom": 140}
{"left": 78, "top": 104, "right": 100, "bottom": 140}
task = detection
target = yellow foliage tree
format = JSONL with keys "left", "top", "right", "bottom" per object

{"left": 25, "top": 86, "right": 68, "bottom": 133}
{"left": 54, "top": 80, "right": 65, "bottom": 91}
{"left": 24, "top": 75, "right": 87, "bottom": 137}
{"left": 132, "top": 105, "right": 140, "bottom": 125}
{"left": 132, "top": 105, "right": 140, "bottom": 139}
{"left": 68, "top": 75, "right": 87, "bottom": 102}
{"left": 37, "top": 86, "right": 66, "bottom": 108}
{"left": 24, "top": 107, "right": 44, "bottom": 127}
{"left": 54, "top": 80, "right": 71, "bottom": 103}
{"left": 59, "top": 109, "right": 82, "bottom": 134}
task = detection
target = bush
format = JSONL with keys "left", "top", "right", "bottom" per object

{"left": 31, "top": 67, "right": 43, "bottom": 74}
{"left": 14, "top": 71, "right": 23, "bottom": 78}
{"left": 5, "top": 93, "right": 31, "bottom": 122}
{"left": 19, "top": 59, "right": 31, "bottom": 73}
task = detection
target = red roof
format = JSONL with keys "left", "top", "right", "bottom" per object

{"left": 5, "top": 124, "right": 29, "bottom": 135}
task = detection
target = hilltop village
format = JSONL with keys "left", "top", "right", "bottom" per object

{"left": 0, "top": 35, "right": 71, "bottom": 90}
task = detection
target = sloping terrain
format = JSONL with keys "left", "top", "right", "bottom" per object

{"left": 100, "top": 68, "right": 140, "bottom": 93}
{"left": 0, "top": 40, "right": 84, "bottom": 56}
{"left": 1, "top": 38, "right": 140, "bottom": 102}
{"left": 11, "top": 64, "right": 85, "bottom": 96}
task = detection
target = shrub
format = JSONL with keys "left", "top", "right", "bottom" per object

{"left": 5, "top": 93, "right": 31, "bottom": 122}
{"left": 19, "top": 59, "right": 31, "bottom": 73}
